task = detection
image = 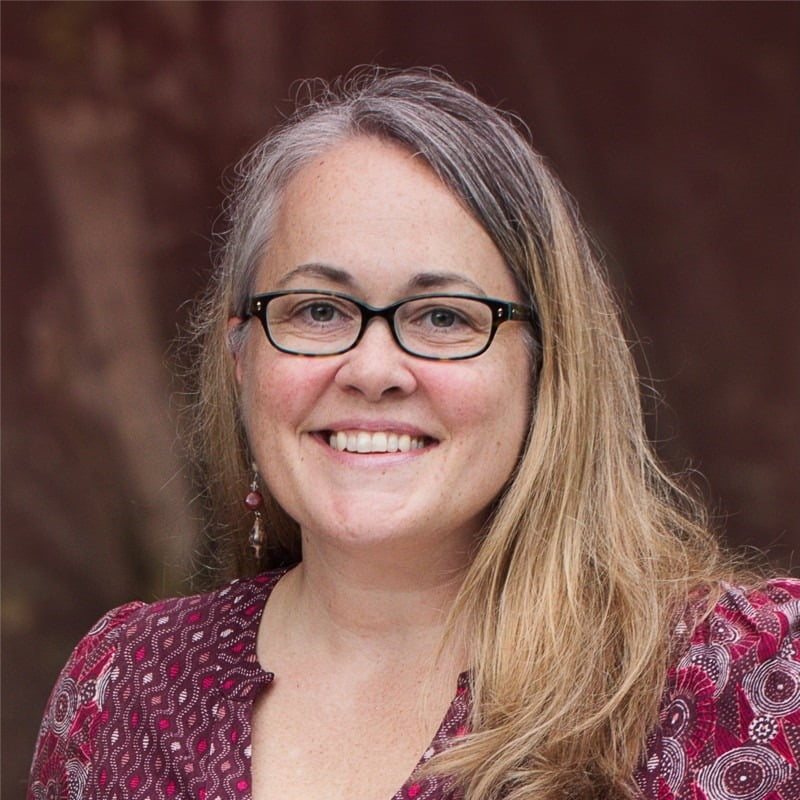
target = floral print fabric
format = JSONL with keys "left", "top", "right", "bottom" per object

{"left": 29, "top": 574, "right": 800, "bottom": 800}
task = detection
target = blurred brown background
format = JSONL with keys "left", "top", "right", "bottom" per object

{"left": 2, "top": 2, "right": 799, "bottom": 794}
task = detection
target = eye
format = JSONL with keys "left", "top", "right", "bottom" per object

{"left": 264, "top": 292, "right": 361, "bottom": 353}
{"left": 397, "top": 298, "right": 492, "bottom": 351}
{"left": 427, "top": 308, "right": 459, "bottom": 328}
{"left": 268, "top": 293, "right": 360, "bottom": 335}
{"left": 408, "top": 302, "right": 480, "bottom": 332}
{"left": 305, "top": 302, "right": 338, "bottom": 323}
{"left": 289, "top": 298, "right": 355, "bottom": 327}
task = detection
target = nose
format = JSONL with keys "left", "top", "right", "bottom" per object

{"left": 333, "top": 317, "right": 418, "bottom": 401}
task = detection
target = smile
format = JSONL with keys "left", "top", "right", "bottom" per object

{"left": 326, "top": 430, "right": 431, "bottom": 453}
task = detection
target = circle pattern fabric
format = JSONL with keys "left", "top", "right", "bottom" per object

{"left": 635, "top": 580, "right": 800, "bottom": 799}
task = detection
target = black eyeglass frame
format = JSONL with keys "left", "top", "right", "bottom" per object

{"left": 244, "top": 289, "right": 539, "bottom": 361}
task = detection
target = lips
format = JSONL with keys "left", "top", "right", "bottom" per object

{"left": 326, "top": 430, "right": 431, "bottom": 453}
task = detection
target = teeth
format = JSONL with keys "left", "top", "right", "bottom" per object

{"left": 357, "top": 432, "right": 371, "bottom": 453}
{"left": 371, "top": 432, "right": 387, "bottom": 452}
{"left": 327, "top": 430, "right": 427, "bottom": 453}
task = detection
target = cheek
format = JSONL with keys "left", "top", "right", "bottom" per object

{"left": 238, "top": 351, "right": 332, "bottom": 441}
{"left": 423, "top": 360, "right": 530, "bottom": 448}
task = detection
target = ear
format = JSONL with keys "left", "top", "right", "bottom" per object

{"left": 227, "top": 317, "right": 247, "bottom": 384}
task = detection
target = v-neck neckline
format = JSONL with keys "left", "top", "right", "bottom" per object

{"left": 238, "top": 569, "right": 472, "bottom": 799}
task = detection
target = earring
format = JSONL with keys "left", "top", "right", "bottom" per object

{"left": 244, "top": 463, "right": 265, "bottom": 561}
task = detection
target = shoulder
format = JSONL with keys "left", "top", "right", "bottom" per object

{"left": 28, "top": 601, "right": 144, "bottom": 799}
{"left": 682, "top": 579, "right": 800, "bottom": 664}
{"left": 61, "top": 571, "right": 283, "bottom": 689}
{"left": 28, "top": 572, "right": 282, "bottom": 800}
{"left": 106, "top": 572, "right": 283, "bottom": 648}
{"left": 634, "top": 579, "right": 800, "bottom": 800}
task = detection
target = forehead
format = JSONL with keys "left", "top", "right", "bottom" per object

{"left": 257, "top": 137, "right": 519, "bottom": 301}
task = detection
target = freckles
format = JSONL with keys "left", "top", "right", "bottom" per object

{"left": 250, "top": 356, "right": 334, "bottom": 418}
{"left": 448, "top": 383, "right": 503, "bottom": 424}
{"left": 420, "top": 367, "right": 486, "bottom": 405}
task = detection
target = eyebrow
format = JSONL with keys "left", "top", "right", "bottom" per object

{"left": 275, "top": 263, "right": 356, "bottom": 288}
{"left": 406, "top": 271, "right": 487, "bottom": 297}
{"left": 276, "top": 264, "right": 488, "bottom": 297}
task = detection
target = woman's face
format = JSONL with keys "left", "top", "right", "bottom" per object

{"left": 233, "top": 137, "right": 532, "bottom": 562}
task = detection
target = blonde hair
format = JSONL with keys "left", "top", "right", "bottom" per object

{"left": 185, "top": 68, "right": 732, "bottom": 798}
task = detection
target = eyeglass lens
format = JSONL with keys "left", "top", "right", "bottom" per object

{"left": 265, "top": 293, "right": 495, "bottom": 358}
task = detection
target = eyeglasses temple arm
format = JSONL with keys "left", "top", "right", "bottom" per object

{"left": 508, "top": 303, "right": 542, "bottom": 342}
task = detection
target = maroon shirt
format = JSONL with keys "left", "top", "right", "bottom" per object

{"left": 29, "top": 572, "right": 800, "bottom": 799}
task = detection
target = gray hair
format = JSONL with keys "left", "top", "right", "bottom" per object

{"left": 222, "top": 69, "right": 556, "bottom": 350}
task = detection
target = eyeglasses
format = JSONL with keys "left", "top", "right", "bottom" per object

{"left": 244, "top": 290, "right": 538, "bottom": 360}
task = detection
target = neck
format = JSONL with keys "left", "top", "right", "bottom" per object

{"left": 261, "top": 531, "right": 470, "bottom": 674}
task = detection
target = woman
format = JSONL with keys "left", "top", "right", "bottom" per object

{"left": 29, "top": 69, "right": 800, "bottom": 800}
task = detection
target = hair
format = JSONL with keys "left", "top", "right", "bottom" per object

{"left": 185, "top": 68, "right": 736, "bottom": 798}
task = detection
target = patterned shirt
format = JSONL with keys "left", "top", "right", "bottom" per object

{"left": 28, "top": 573, "right": 800, "bottom": 800}
{"left": 635, "top": 578, "right": 800, "bottom": 799}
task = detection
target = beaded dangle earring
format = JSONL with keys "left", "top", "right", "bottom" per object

{"left": 244, "top": 463, "right": 265, "bottom": 560}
